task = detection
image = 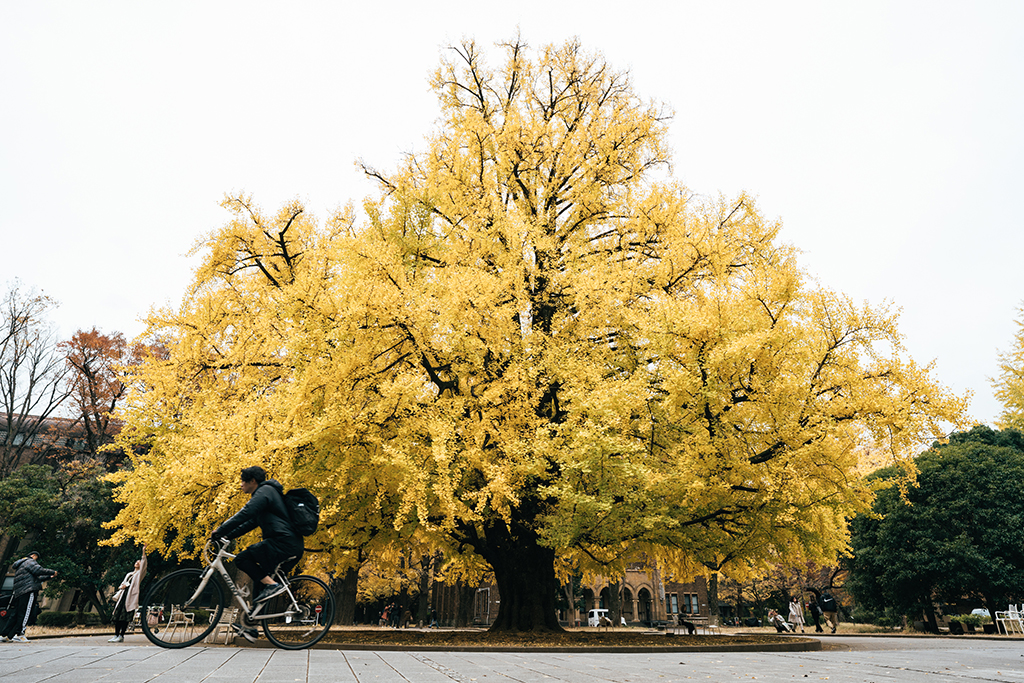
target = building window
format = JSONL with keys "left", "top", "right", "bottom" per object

{"left": 669, "top": 593, "right": 679, "bottom": 614}
{"left": 683, "top": 594, "right": 699, "bottom": 614}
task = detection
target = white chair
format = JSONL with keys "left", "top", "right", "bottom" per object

{"left": 995, "top": 608, "right": 1023, "bottom": 634}
{"left": 204, "top": 607, "right": 239, "bottom": 644}
{"left": 702, "top": 614, "right": 722, "bottom": 635}
{"left": 165, "top": 605, "right": 196, "bottom": 642}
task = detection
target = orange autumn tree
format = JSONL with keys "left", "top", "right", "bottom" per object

{"left": 61, "top": 328, "right": 166, "bottom": 466}
{"left": 108, "top": 38, "right": 967, "bottom": 632}
{"left": 61, "top": 329, "right": 126, "bottom": 458}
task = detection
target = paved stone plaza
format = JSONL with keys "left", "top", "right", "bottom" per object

{"left": 1, "top": 635, "right": 1023, "bottom": 682}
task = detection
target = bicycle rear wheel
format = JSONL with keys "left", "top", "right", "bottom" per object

{"left": 141, "top": 568, "right": 224, "bottom": 648}
{"left": 260, "top": 575, "right": 334, "bottom": 650}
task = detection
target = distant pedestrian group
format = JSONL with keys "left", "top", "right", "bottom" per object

{"left": 767, "top": 590, "right": 839, "bottom": 635}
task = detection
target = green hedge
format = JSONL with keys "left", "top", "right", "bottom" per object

{"left": 949, "top": 614, "right": 988, "bottom": 627}
{"left": 36, "top": 611, "right": 103, "bottom": 627}
{"left": 849, "top": 606, "right": 902, "bottom": 628}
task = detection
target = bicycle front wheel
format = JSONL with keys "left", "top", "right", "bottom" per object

{"left": 141, "top": 568, "right": 225, "bottom": 648}
{"left": 260, "top": 575, "right": 334, "bottom": 650}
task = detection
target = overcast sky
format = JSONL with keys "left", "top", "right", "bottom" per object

{"left": 2, "top": 1, "right": 1021, "bottom": 427}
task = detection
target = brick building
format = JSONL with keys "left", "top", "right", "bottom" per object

{"left": 446, "top": 560, "right": 711, "bottom": 628}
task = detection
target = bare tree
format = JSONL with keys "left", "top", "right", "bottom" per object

{"left": 0, "top": 283, "right": 73, "bottom": 478}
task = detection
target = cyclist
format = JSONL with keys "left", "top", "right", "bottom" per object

{"left": 211, "top": 466, "right": 302, "bottom": 623}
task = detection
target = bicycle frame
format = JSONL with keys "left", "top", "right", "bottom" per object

{"left": 188, "top": 540, "right": 297, "bottom": 622}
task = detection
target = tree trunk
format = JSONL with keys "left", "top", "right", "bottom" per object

{"left": 477, "top": 519, "right": 563, "bottom": 632}
{"left": 332, "top": 566, "right": 359, "bottom": 625}
{"left": 417, "top": 554, "right": 433, "bottom": 625}
{"left": 707, "top": 573, "right": 720, "bottom": 623}
{"left": 924, "top": 604, "right": 940, "bottom": 634}
{"left": 0, "top": 535, "right": 15, "bottom": 571}
{"left": 733, "top": 580, "right": 745, "bottom": 621}
{"left": 607, "top": 578, "right": 622, "bottom": 626}
{"left": 455, "top": 579, "right": 475, "bottom": 627}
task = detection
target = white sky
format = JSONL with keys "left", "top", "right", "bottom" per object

{"left": 2, "top": 1, "right": 1021, "bottom": 427}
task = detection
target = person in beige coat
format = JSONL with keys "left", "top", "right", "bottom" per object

{"left": 788, "top": 595, "right": 806, "bottom": 633}
{"left": 109, "top": 550, "right": 147, "bottom": 642}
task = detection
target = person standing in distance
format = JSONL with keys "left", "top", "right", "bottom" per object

{"left": 211, "top": 467, "right": 303, "bottom": 615}
{"left": 108, "top": 548, "right": 147, "bottom": 643}
{"left": 1, "top": 551, "right": 57, "bottom": 643}
{"left": 788, "top": 595, "right": 806, "bottom": 633}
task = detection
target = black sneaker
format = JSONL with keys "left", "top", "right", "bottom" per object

{"left": 255, "top": 582, "right": 286, "bottom": 603}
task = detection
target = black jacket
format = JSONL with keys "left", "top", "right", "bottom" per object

{"left": 214, "top": 479, "right": 297, "bottom": 542}
{"left": 11, "top": 557, "right": 57, "bottom": 598}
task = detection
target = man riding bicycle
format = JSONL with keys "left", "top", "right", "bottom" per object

{"left": 212, "top": 466, "right": 302, "bottom": 614}
{"left": 138, "top": 466, "right": 331, "bottom": 649}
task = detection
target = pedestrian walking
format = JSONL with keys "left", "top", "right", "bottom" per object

{"left": 0, "top": 551, "right": 57, "bottom": 643}
{"left": 390, "top": 602, "right": 400, "bottom": 628}
{"left": 807, "top": 595, "right": 824, "bottom": 632}
{"left": 819, "top": 591, "right": 838, "bottom": 633}
{"left": 789, "top": 595, "right": 806, "bottom": 633}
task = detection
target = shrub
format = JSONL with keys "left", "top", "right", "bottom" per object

{"left": 949, "top": 614, "right": 987, "bottom": 627}
{"left": 849, "top": 606, "right": 902, "bottom": 628}
{"left": 36, "top": 611, "right": 102, "bottom": 627}
{"left": 849, "top": 606, "right": 876, "bottom": 624}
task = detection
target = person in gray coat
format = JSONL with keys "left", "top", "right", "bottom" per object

{"left": 1, "top": 551, "right": 57, "bottom": 642}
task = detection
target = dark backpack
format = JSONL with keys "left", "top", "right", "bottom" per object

{"left": 284, "top": 488, "right": 320, "bottom": 536}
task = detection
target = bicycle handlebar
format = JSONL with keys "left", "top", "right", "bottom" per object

{"left": 202, "top": 537, "right": 235, "bottom": 565}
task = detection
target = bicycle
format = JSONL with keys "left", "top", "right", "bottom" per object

{"left": 140, "top": 538, "right": 335, "bottom": 650}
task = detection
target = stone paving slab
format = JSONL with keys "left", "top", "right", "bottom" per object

{"left": 1, "top": 636, "right": 1023, "bottom": 682}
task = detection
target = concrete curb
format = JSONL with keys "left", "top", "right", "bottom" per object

{"left": 26, "top": 631, "right": 823, "bottom": 653}
{"left": 301, "top": 638, "right": 823, "bottom": 653}
{"left": 228, "top": 635, "right": 824, "bottom": 654}
{"left": 30, "top": 629, "right": 1023, "bottom": 652}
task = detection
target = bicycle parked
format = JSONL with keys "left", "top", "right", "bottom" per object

{"left": 140, "top": 538, "right": 334, "bottom": 650}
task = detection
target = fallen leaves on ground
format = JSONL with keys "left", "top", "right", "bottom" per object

{"left": 320, "top": 629, "right": 800, "bottom": 649}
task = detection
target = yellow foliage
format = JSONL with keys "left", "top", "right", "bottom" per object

{"left": 993, "top": 305, "right": 1024, "bottom": 431}
{"left": 107, "top": 38, "right": 967, "bottom": 595}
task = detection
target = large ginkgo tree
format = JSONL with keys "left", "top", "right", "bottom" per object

{"left": 108, "top": 39, "right": 967, "bottom": 632}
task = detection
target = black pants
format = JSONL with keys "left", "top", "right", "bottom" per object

{"left": 1, "top": 593, "right": 35, "bottom": 638}
{"left": 235, "top": 536, "right": 303, "bottom": 585}
{"left": 810, "top": 611, "right": 823, "bottom": 632}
